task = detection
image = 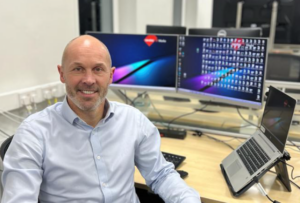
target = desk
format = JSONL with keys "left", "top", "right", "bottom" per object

{"left": 134, "top": 132, "right": 300, "bottom": 203}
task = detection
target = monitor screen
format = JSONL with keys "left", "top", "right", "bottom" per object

{"left": 177, "top": 36, "right": 268, "bottom": 109}
{"left": 87, "top": 32, "right": 178, "bottom": 91}
{"left": 188, "top": 28, "right": 261, "bottom": 37}
{"left": 146, "top": 25, "right": 186, "bottom": 35}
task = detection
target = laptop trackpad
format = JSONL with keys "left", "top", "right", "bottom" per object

{"left": 228, "top": 160, "right": 242, "bottom": 177}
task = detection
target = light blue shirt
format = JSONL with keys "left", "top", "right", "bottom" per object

{"left": 2, "top": 98, "right": 200, "bottom": 203}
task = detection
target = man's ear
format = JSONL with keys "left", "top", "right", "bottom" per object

{"left": 109, "top": 67, "right": 115, "bottom": 84}
{"left": 57, "top": 65, "right": 65, "bottom": 83}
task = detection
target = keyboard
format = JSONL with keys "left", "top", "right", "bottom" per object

{"left": 237, "top": 138, "right": 270, "bottom": 175}
{"left": 162, "top": 152, "right": 186, "bottom": 169}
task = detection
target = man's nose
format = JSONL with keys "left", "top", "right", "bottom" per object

{"left": 82, "top": 71, "right": 96, "bottom": 85}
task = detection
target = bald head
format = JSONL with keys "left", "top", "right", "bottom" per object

{"left": 61, "top": 35, "right": 112, "bottom": 69}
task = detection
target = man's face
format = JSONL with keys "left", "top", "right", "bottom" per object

{"left": 58, "top": 39, "right": 115, "bottom": 112}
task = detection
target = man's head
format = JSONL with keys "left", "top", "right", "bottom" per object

{"left": 57, "top": 35, "right": 115, "bottom": 113}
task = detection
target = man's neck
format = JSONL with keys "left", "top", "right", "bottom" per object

{"left": 68, "top": 98, "right": 108, "bottom": 128}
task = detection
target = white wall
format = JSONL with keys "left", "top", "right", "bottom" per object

{"left": 184, "top": 0, "right": 213, "bottom": 29}
{"left": 0, "top": 0, "right": 79, "bottom": 94}
{"left": 113, "top": 0, "right": 174, "bottom": 34}
{"left": 135, "top": 0, "right": 174, "bottom": 34}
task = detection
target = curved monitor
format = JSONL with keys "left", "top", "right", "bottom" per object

{"left": 188, "top": 28, "right": 262, "bottom": 37}
{"left": 177, "top": 36, "right": 268, "bottom": 109}
{"left": 87, "top": 32, "right": 178, "bottom": 92}
{"left": 146, "top": 25, "right": 186, "bottom": 35}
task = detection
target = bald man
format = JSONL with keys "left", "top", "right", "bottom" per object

{"left": 1, "top": 35, "right": 201, "bottom": 203}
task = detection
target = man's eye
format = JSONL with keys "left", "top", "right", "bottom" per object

{"left": 74, "top": 67, "right": 82, "bottom": 71}
{"left": 94, "top": 67, "right": 103, "bottom": 72}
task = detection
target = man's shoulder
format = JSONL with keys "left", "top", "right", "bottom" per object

{"left": 23, "top": 102, "right": 62, "bottom": 124}
{"left": 109, "top": 101, "right": 140, "bottom": 112}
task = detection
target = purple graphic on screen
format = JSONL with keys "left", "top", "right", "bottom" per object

{"left": 113, "top": 59, "right": 150, "bottom": 82}
{"left": 183, "top": 68, "right": 234, "bottom": 91}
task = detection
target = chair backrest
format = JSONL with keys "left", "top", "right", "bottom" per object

{"left": 0, "top": 135, "right": 14, "bottom": 161}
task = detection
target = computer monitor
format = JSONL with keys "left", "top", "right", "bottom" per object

{"left": 212, "top": 0, "right": 296, "bottom": 44}
{"left": 188, "top": 28, "right": 262, "bottom": 37}
{"left": 177, "top": 36, "right": 268, "bottom": 109}
{"left": 146, "top": 25, "right": 186, "bottom": 35}
{"left": 86, "top": 32, "right": 178, "bottom": 91}
{"left": 266, "top": 53, "right": 300, "bottom": 82}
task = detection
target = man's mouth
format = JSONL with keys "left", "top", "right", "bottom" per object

{"left": 79, "top": 90, "right": 97, "bottom": 94}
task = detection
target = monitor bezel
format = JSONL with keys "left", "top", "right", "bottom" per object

{"left": 86, "top": 31, "right": 179, "bottom": 93}
{"left": 177, "top": 35, "right": 269, "bottom": 109}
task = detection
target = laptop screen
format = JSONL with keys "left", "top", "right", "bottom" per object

{"left": 261, "top": 86, "right": 296, "bottom": 153}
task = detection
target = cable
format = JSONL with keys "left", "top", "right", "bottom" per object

{"left": 167, "top": 110, "right": 198, "bottom": 130}
{"left": 203, "top": 134, "right": 235, "bottom": 150}
{"left": 0, "top": 128, "right": 10, "bottom": 138}
{"left": 288, "top": 139, "right": 300, "bottom": 151}
{"left": 0, "top": 109, "right": 25, "bottom": 120}
{"left": 147, "top": 96, "right": 168, "bottom": 127}
{"left": 225, "top": 124, "right": 254, "bottom": 130}
{"left": 130, "top": 91, "right": 148, "bottom": 106}
{"left": 290, "top": 180, "right": 300, "bottom": 190}
{"left": 236, "top": 108, "right": 259, "bottom": 128}
{"left": 166, "top": 104, "right": 208, "bottom": 130}
{"left": 254, "top": 176, "right": 280, "bottom": 203}
{"left": 121, "top": 90, "right": 133, "bottom": 105}
{"left": 283, "top": 161, "right": 300, "bottom": 180}
{"left": 0, "top": 112, "right": 22, "bottom": 124}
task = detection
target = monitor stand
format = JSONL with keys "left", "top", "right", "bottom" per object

{"left": 199, "top": 100, "right": 248, "bottom": 109}
{"left": 163, "top": 96, "right": 191, "bottom": 102}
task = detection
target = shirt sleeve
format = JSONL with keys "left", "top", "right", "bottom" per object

{"left": 1, "top": 122, "right": 43, "bottom": 203}
{"left": 134, "top": 114, "right": 201, "bottom": 203}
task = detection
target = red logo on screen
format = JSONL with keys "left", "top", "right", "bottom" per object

{"left": 284, "top": 100, "right": 288, "bottom": 107}
{"left": 144, "top": 35, "right": 158, "bottom": 46}
{"left": 231, "top": 38, "right": 244, "bottom": 50}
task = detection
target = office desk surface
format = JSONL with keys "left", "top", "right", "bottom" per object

{"left": 134, "top": 133, "right": 300, "bottom": 203}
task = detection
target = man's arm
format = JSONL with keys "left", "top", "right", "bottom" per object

{"left": 135, "top": 114, "right": 201, "bottom": 203}
{"left": 1, "top": 122, "right": 43, "bottom": 203}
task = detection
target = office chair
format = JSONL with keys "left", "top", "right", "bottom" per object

{"left": 0, "top": 135, "right": 13, "bottom": 161}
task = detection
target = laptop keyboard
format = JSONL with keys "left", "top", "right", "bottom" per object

{"left": 237, "top": 138, "right": 271, "bottom": 175}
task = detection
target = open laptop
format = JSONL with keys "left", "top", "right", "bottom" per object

{"left": 221, "top": 86, "right": 296, "bottom": 193}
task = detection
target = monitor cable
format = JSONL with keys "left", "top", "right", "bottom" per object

{"left": 236, "top": 108, "right": 259, "bottom": 128}
{"left": 130, "top": 91, "right": 148, "bottom": 106}
{"left": 167, "top": 104, "right": 207, "bottom": 130}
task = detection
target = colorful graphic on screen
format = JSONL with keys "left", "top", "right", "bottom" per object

{"left": 177, "top": 36, "right": 268, "bottom": 108}
{"left": 87, "top": 32, "right": 178, "bottom": 91}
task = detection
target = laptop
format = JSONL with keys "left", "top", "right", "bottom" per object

{"left": 221, "top": 86, "right": 296, "bottom": 193}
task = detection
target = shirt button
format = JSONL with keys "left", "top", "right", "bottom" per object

{"left": 97, "top": 155, "right": 101, "bottom": 159}
{"left": 102, "top": 182, "right": 107, "bottom": 187}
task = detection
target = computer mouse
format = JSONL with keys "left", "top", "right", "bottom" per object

{"left": 177, "top": 170, "right": 188, "bottom": 179}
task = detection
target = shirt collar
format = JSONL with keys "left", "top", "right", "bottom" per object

{"left": 61, "top": 97, "right": 115, "bottom": 125}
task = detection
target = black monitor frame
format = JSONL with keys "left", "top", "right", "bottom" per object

{"left": 146, "top": 25, "right": 186, "bottom": 35}
{"left": 188, "top": 27, "right": 262, "bottom": 37}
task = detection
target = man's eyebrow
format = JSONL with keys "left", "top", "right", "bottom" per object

{"left": 70, "top": 62, "right": 106, "bottom": 66}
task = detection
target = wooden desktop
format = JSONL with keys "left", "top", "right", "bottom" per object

{"left": 134, "top": 132, "right": 300, "bottom": 203}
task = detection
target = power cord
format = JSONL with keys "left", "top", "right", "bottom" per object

{"left": 253, "top": 177, "right": 280, "bottom": 203}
